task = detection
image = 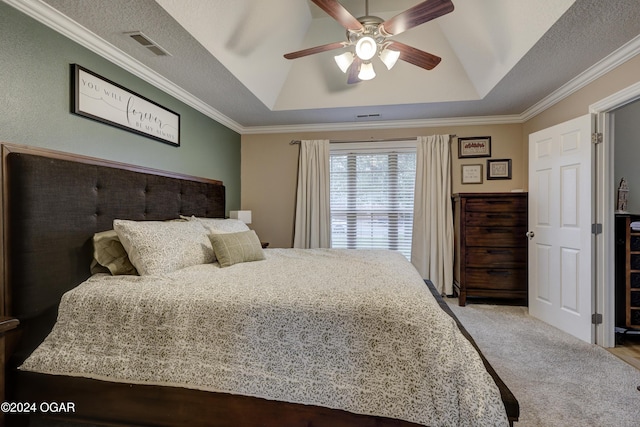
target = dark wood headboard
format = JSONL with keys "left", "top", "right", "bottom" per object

{"left": 0, "top": 143, "right": 225, "bottom": 364}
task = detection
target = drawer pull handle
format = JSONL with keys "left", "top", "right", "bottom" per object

{"left": 487, "top": 249, "right": 512, "bottom": 255}
{"left": 488, "top": 270, "right": 511, "bottom": 276}
{"left": 486, "top": 214, "right": 513, "bottom": 219}
{"left": 486, "top": 200, "right": 511, "bottom": 204}
{"left": 486, "top": 228, "right": 511, "bottom": 233}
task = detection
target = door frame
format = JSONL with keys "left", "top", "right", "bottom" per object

{"left": 591, "top": 81, "right": 640, "bottom": 347}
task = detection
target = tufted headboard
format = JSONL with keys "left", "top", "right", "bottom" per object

{"left": 1, "top": 143, "right": 225, "bottom": 363}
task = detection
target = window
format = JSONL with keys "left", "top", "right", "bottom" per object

{"left": 330, "top": 142, "right": 416, "bottom": 259}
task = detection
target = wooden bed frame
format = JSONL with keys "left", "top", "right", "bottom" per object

{"left": 0, "top": 142, "right": 518, "bottom": 426}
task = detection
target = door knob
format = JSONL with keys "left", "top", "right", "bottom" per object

{"left": 526, "top": 231, "right": 535, "bottom": 240}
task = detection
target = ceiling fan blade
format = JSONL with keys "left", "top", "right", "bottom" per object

{"left": 347, "top": 57, "right": 362, "bottom": 84}
{"left": 311, "top": 0, "right": 364, "bottom": 31}
{"left": 388, "top": 42, "right": 441, "bottom": 70}
{"left": 284, "top": 41, "right": 346, "bottom": 59}
{"left": 380, "top": 0, "right": 454, "bottom": 36}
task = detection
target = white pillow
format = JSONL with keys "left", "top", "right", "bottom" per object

{"left": 113, "top": 219, "right": 214, "bottom": 275}
{"left": 189, "top": 217, "right": 250, "bottom": 234}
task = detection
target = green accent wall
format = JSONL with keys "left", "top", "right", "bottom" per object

{"left": 0, "top": 2, "right": 241, "bottom": 213}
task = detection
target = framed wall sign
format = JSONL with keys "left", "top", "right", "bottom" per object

{"left": 487, "top": 159, "right": 512, "bottom": 180}
{"left": 458, "top": 136, "right": 491, "bottom": 158}
{"left": 71, "top": 64, "right": 180, "bottom": 146}
{"left": 461, "top": 164, "right": 483, "bottom": 184}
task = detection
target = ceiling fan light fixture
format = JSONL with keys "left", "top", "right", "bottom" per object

{"left": 334, "top": 51, "right": 355, "bottom": 73}
{"left": 355, "top": 36, "right": 377, "bottom": 61}
{"left": 358, "top": 62, "right": 376, "bottom": 80}
{"left": 379, "top": 47, "right": 400, "bottom": 70}
{"left": 283, "top": 0, "right": 454, "bottom": 84}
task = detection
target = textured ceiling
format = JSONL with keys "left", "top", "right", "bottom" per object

{"left": 154, "top": 0, "right": 573, "bottom": 111}
{"left": 10, "top": 0, "right": 640, "bottom": 132}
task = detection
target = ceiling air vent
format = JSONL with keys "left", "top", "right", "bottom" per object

{"left": 125, "top": 31, "right": 171, "bottom": 57}
{"left": 355, "top": 113, "right": 381, "bottom": 120}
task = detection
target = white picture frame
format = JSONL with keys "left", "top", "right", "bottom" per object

{"left": 461, "top": 164, "right": 483, "bottom": 184}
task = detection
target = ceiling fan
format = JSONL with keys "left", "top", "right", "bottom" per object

{"left": 284, "top": 0, "right": 454, "bottom": 83}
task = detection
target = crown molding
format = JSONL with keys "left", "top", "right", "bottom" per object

{"left": 5, "top": 0, "right": 244, "bottom": 134}
{"left": 239, "top": 114, "right": 524, "bottom": 135}
{"left": 520, "top": 34, "right": 640, "bottom": 122}
{"left": 7, "top": 0, "right": 640, "bottom": 136}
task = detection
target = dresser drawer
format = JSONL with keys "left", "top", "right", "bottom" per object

{"left": 465, "top": 211, "right": 527, "bottom": 227}
{"left": 465, "top": 226, "right": 527, "bottom": 247}
{"left": 465, "top": 268, "right": 527, "bottom": 290}
{"left": 465, "top": 197, "right": 527, "bottom": 213}
{"left": 466, "top": 247, "right": 527, "bottom": 268}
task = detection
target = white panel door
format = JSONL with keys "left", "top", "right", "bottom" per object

{"left": 528, "top": 114, "right": 593, "bottom": 343}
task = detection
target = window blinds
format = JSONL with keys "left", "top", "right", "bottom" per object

{"left": 330, "top": 147, "right": 416, "bottom": 259}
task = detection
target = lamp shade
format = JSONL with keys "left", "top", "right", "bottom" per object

{"left": 334, "top": 51, "right": 355, "bottom": 73}
{"left": 358, "top": 62, "right": 376, "bottom": 80}
{"left": 379, "top": 47, "right": 400, "bottom": 70}
{"left": 230, "top": 210, "right": 252, "bottom": 224}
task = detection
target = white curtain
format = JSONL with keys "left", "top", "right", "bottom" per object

{"left": 293, "top": 139, "right": 331, "bottom": 248}
{"left": 411, "top": 135, "right": 454, "bottom": 295}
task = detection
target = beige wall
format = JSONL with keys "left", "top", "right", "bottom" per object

{"left": 242, "top": 123, "right": 525, "bottom": 247}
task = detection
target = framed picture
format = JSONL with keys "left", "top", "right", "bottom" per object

{"left": 71, "top": 64, "right": 180, "bottom": 146}
{"left": 458, "top": 136, "right": 491, "bottom": 158}
{"left": 487, "top": 159, "right": 512, "bottom": 180}
{"left": 461, "top": 164, "right": 483, "bottom": 184}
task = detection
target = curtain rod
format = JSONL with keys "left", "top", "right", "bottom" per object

{"left": 289, "top": 135, "right": 456, "bottom": 145}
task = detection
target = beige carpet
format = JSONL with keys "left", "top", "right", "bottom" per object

{"left": 446, "top": 298, "right": 640, "bottom": 427}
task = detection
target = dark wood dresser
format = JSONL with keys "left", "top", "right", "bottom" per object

{"left": 453, "top": 193, "right": 528, "bottom": 306}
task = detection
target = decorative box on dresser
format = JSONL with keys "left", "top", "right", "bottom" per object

{"left": 614, "top": 214, "right": 640, "bottom": 330}
{"left": 453, "top": 193, "right": 528, "bottom": 306}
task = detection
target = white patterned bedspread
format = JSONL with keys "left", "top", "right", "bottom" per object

{"left": 20, "top": 249, "right": 508, "bottom": 426}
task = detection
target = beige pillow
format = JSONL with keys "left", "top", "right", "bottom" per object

{"left": 185, "top": 217, "right": 249, "bottom": 261}
{"left": 210, "top": 230, "right": 265, "bottom": 268}
{"left": 114, "top": 219, "right": 214, "bottom": 275}
{"left": 92, "top": 230, "right": 138, "bottom": 275}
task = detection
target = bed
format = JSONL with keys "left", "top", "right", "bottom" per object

{"left": 0, "top": 143, "right": 519, "bottom": 426}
